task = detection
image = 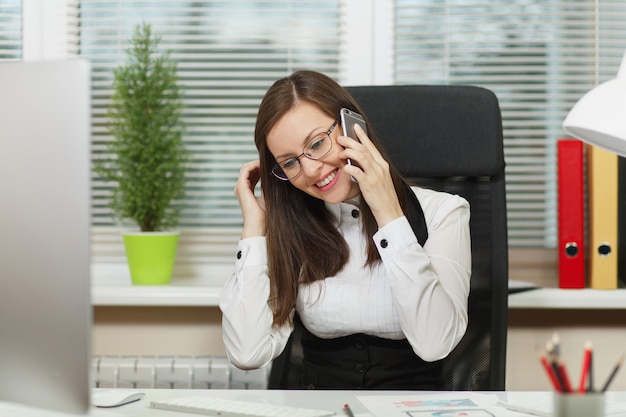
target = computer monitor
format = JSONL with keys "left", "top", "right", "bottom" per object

{"left": 0, "top": 59, "right": 92, "bottom": 414}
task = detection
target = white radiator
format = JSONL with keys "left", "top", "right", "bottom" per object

{"left": 91, "top": 355, "right": 270, "bottom": 390}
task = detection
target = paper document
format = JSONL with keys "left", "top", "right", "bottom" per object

{"left": 357, "top": 393, "right": 526, "bottom": 417}
{"left": 358, "top": 392, "right": 626, "bottom": 417}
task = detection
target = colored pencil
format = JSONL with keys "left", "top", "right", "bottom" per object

{"left": 557, "top": 361, "right": 573, "bottom": 393}
{"left": 343, "top": 403, "right": 355, "bottom": 417}
{"left": 579, "top": 341, "right": 592, "bottom": 393}
{"left": 601, "top": 355, "right": 624, "bottom": 392}
{"left": 538, "top": 351, "right": 563, "bottom": 392}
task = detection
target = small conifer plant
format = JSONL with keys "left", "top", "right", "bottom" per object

{"left": 95, "top": 22, "right": 188, "bottom": 232}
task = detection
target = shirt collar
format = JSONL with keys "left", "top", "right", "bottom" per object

{"left": 325, "top": 195, "right": 362, "bottom": 227}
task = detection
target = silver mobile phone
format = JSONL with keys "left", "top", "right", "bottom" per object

{"left": 340, "top": 108, "right": 367, "bottom": 172}
{"left": 340, "top": 107, "right": 367, "bottom": 143}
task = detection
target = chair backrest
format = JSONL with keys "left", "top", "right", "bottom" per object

{"left": 268, "top": 84, "right": 509, "bottom": 391}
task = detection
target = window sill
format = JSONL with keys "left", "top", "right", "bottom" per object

{"left": 93, "top": 249, "right": 626, "bottom": 309}
{"left": 91, "top": 262, "right": 231, "bottom": 307}
{"left": 93, "top": 283, "right": 626, "bottom": 309}
{"left": 92, "top": 284, "right": 222, "bottom": 306}
{"left": 508, "top": 288, "right": 626, "bottom": 309}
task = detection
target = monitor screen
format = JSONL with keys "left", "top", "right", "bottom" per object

{"left": 0, "top": 59, "right": 92, "bottom": 415}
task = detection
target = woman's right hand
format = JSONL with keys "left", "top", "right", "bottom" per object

{"left": 234, "top": 160, "right": 266, "bottom": 238}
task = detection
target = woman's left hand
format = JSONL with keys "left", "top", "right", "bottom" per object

{"left": 338, "top": 124, "right": 404, "bottom": 227}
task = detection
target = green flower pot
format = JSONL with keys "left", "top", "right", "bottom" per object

{"left": 122, "top": 231, "right": 180, "bottom": 285}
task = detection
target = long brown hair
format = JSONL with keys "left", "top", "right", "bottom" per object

{"left": 254, "top": 70, "right": 413, "bottom": 326}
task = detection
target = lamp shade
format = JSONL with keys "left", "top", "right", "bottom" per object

{"left": 563, "top": 50, "right": 626, "bottom": 156}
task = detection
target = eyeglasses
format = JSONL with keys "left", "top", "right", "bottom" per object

{"left": 271, "top": 119, "right": 338, "bottom": 181}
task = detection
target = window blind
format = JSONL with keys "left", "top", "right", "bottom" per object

{"left": 70, "top": 1, "right": 341, "bottom": 270}
{"left": 0, "top": 1, "right": 21, "bottom": 60}
{"left": 394, "top": 0, "right": 626, "bottom": 248}
{"left": 17, "top": 0, "right": 626, "bottom": 263}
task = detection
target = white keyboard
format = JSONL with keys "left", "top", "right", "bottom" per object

{"left": 149, "top": 396, "right": 336, "bottom": 417}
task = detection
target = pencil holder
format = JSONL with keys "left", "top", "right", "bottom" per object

{"left": 553, "top": 393, "right": 605, "bottom": 417}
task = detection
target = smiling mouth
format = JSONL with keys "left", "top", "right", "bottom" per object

{"left": 315, "top": 169, "right": 337, "bottom": 187}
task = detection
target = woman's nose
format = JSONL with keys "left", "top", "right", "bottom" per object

{"left": 299, "top": 157, "right": 323, "bottom": 177}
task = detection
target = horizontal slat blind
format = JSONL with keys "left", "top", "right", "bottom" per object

{"left": 70, "top": 0, "right": 341, "bottom": 265}
{"left": 0, "top": 1, "right": 21, "bottom": 60}
{"left": 394, "top": 0, "right": 626, "bottom": 248}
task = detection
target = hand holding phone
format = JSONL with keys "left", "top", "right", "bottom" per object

{"left": 340, "top": 108, "right": 367, "bottom": 175}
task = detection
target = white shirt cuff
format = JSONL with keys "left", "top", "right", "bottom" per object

{"left": 236, "top": 236, "right": 267, "bottom": 268}
{"left": 373, "top": 216, "right": 419, "bottom": 254}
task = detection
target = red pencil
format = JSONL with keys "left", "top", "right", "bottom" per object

{"left": 579, "top": 341, "right": 592, "bottom": 393}
{"left": 558, "top": 361, "right": 573, "bottom": 393}
{"left": 343, "top": 403, "right": 356, "bottom": 417}
{"left": 539, "top": 351, "right": 563, "bottom": 392}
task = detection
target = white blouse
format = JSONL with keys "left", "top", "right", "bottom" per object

{"left": 219, "top": 187, "right": 471, "bottom": 370}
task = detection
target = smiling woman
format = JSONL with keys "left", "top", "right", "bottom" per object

{"left": 219, "top": 70, "right": 472, "bottom": 390}
{"left": 266, "top": 102, "right": 360, "bottom": 205}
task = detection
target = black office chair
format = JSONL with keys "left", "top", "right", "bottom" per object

{"left": 268, "top": 85, "right": 509, "bottom": 391}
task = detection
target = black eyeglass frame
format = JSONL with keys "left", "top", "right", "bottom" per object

{"left": 271, "top": 118, "right": 339, "bottom": 181}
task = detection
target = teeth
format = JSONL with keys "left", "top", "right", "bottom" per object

{"left": 316, "top": 170, "right": 337, "bottom": 187}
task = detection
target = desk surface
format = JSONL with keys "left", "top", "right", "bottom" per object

{"left": 94, "top": 389, "right": 383, "bottom": 416}
{"left": 80, "top": 389, "right": 626, "bottom": 417}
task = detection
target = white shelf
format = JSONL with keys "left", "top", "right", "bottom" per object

{"left": 92, "top": 284, "right": 222, "bottom": 306}
{"left": 92, "top": 286, "right": 626, "bottom": 309}
{"left": 90, "top": 262, "right": 626, "bottom": 309}
{"left": 91, "top": 262, "right": 230, "bottom": 307}
{"left": 508, "top": 288, "right": 626, "bottom": 309}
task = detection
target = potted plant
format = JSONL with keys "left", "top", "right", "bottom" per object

{"left": 94, "top": 22, "right": 189, "bottom": 285}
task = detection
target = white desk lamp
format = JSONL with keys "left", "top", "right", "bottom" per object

{"left": 563, "top": 50, "right": 626, "bottom": 156}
